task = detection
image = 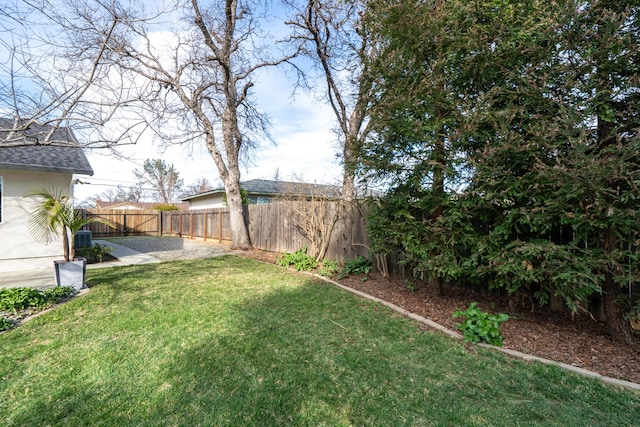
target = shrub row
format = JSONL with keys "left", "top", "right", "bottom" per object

{"left": 0, "top": 286, "right": 76, "bottom": 332}
{"left": 276, "top": 247, "right": 372, "bottom": 280}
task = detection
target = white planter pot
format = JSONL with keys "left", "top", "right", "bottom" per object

{"left": 54, "top": 258, "right": 87, "bottom": 290}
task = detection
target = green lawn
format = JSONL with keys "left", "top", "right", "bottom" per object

{"left": 1, "top": 256, "right": 639, "bottom": 426}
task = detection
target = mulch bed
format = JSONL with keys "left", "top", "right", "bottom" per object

{"left": 242, "top": 249, "right": 640, "bottom": 385}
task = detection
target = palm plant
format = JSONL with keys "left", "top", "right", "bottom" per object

{"left": 27, "top": 188, "right": 111, "bottom": 262}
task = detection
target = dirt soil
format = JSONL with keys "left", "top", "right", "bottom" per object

{"left": 241, "top": 249, "right": 640, "bottom": 385}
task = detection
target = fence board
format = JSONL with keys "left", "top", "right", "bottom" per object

{"left": 84, "top": 202, "right": 371, "bottom": 264}
{"left": 84, "top": 209, "right": 161, "bottom": 237}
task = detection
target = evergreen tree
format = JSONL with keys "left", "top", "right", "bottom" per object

{"left": 363, "top": 0, "right": 640, "bottom": 345}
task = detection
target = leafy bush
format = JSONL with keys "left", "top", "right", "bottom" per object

{"left": 318, "top": 260, "right": 340, "bottom": 277}
{"left": 0, "top": 286, "right": 76, "bottom": 314}
{"left": 453, "top": 302, "right": 509, "bottom": 347}
{"left": 0, "top": 316, "right": 12, "bottom": 331}
{"left": 276, "top": 247, "right": 318, "bottom": 271}
{"left": 43, "top": 286, "right": 77, "bottom": 304}
{"left": 153, "top": 204, "right": 180, "bottom": 211}
{"left": 77, "top": 242, "right": 114, "bottom": 263}
{"left": 0, "top": 287, "right": 47, "bottom": 313}
{"left": 344, "top": 256, "right": 372, "bottom": 276}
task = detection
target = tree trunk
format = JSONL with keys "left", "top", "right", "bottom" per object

{"left": 342, "top": 120, "right": 360, "bottom": 203}
{"left": 601, "top": 277, "right": 636, "bottom": 346}
{"left": 224, "top": 173, "right": 251, "bottom": 250}
{"left": 430, "top": 107, "right": 446, "bottom": 295}
{"left": 63, "top": 228, "right": 71, "bottom": 262}
{"left": 342, "top": 172, "right": 356, "bottom": 203}
{"left": 602, "top": 228, "right": 636, "bottom": 345}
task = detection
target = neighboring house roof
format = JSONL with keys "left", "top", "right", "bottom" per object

{"left": 181, "top": 179, "right": 341, "bottom": 201}
{"left": 95, "top": 200, "right": 189, "bottom": 210}
{"left": 0, "top": 118, "right": 94, "bottom": 175}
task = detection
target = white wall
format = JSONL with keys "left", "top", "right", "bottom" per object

{"left": 188, "top": 194, "right": 226, "bottom": 210}
{"left": 0, "top": 169, "right": 72, "bottom": 273}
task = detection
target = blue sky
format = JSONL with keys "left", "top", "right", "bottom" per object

{"left": 0, "top": 1, "right": 344, "bottom": 204}
{"left": 72, "top": 4, "right": 344, "bottom": 204}
{"left": 76, "top": 66, "right": 342, "bottom": 203}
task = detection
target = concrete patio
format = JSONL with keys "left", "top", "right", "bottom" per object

{"left": 0, "top": 240, "right": 160, "bottom": 290}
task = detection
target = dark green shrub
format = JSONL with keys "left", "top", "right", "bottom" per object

{"left": 276, "top": 247, "right": 318, "bottom": 271}
{"left": 77, "top": 242, "right": 114, "bottom": 263}
{"left": 453, "top": 302, "right": 509, "bottom": 347}
{"left": 344, "top": 256, "right": 372, "bottom": 276}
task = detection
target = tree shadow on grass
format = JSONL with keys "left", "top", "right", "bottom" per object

{"left": 6, "top": 276, "right": 640, "bottom": 426}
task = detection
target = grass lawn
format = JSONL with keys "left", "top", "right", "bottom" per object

{"left": 1, "top": 256, "right": 639, "bottom": 426}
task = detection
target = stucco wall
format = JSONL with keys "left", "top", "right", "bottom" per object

{"left": 188, "top": 194, "right": 226, "bottom": 210}
{"left": 0, "top": 169, "right": 73, "bottom": 273}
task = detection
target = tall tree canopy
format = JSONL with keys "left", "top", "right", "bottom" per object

{"left": 134, "top": 159, "right": 184, "bottom": 204}
{"left": 363, "top": 0, "right": 640, "bottom": 345}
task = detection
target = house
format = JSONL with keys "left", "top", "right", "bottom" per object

{"left": 182, "top": 179, "right": 340, "bottom": 210}
{"left": 0, "top": 119, "right": 94, "bottom": 273}
{"left": 94, "top": 200, "right": 189, "bottom": 210}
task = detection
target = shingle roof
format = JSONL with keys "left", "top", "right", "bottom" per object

{"left": 0, "top": 118, "right": 94, "bottom": 175}
{"left": 95, "top": 200, "right": 189, "bottom": 210}
{"left": 182, "top": 179, "right": 340, "bottom": 201}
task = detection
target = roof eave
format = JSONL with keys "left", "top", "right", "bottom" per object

{"left": 0, "top": 162, "right": 94, "bottom": 176}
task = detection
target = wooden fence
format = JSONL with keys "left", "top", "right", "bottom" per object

{"left": 246, "top": 202, "right": 370, "bottom": 261}
{"left": 82, "top": 202, "right": 371, "bottom": 263}
{"left": 84, "top": 209, "right": 162, "bottom": 237}
{"left": 161, "top": 209, "right": 232, "bottom": 242}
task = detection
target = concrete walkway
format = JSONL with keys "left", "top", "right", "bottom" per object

{"left": 0, "top": 240, "right": 160, "bottom": 290}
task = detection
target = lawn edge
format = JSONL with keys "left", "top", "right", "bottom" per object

{"left": 256, "top": 256, "right": 640, "bottom": 393}
{"left": 1, "top": 288, "right": 91, "bottom": 333}
{"left": 316, "top": 273, "right": 640, "bottom": 392}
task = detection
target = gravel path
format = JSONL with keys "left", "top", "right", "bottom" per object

{"left": 106, "top": 236, "right": 235, "bottom": 261}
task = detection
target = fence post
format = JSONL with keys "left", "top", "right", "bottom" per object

{"left": 123, "top": 212, "right": 127, "bottom": 236}
{"left": 218, "top": 210, "right": 222, "bottom": 243}
{"left": 179, "top": 212, "right": 183, "bottom": 237}
{"left": 158, "top": 211, "right": 162, "bottom": 236}
{"left": 203, "top": 211, "right": 208, "bottom": 241}
{"left": 190, "top": 212, "right": 194, "bottom": 239}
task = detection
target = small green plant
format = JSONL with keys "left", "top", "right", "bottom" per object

{"left": 405, "top": 279, "right": 418, "bottom": 291}
{"left": 344, "top": 256, "right": 372, "bottom": 276}
{"left": 0, "top": 286, "right": 76, "bottom": 314}
{"left": 43, "top": 286, "right": 77, "bottom": 304}
{"left": 276, "top": 247, "right": 318, "bottom": 271}
{"left": 0, "top": 316, "right": 12, "bottom": 331}
{"left": 318, "top": 260, "right": 339, "bottom": 277}
{"left": 453, "top": 302, "right": 509, "bottom": 347}
{"left": 77, "top": 243, "right": 114, "bottom": 263}
{"left": 0, "top": 287, "right": 47, "bottom": 313}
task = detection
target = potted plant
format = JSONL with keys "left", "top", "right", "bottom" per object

{"left": 27, "top": 188, "right": 112, "bottom": 290}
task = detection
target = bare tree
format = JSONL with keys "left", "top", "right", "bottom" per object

{"left": 106, "top": 0, "right": 298, "bottom": 249}
{"left": 286, "top": 0, "right": 374, "bottom": 202}
{"left": 2, "top": 0, "right": 299, "bottom": 249}
{"left": 281, "top": 181, "right": 342, "bottom": 262}
{"left": 0, "top": 1, "right": 157, "bottom": 148}
{"left": 183, "top": 177, "right": 215, "bottom": 198}
{"left": 96, "top": 184, "right": 144, "bottom": 203}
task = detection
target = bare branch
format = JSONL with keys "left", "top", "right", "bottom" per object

{"left": 285, "top": 0, "right": 374, "bottom": 201}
